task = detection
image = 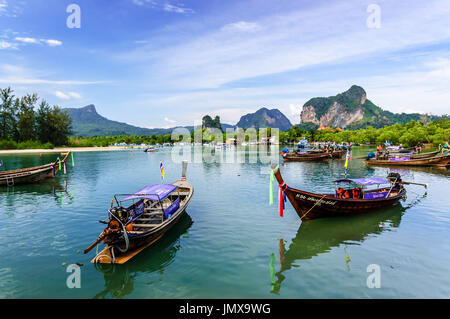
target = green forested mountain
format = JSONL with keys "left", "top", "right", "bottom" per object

{"left": 300, "top": 85, "right": 439, "bottom": 129}
{"left": 64, "top": 105, "right": 163, "bottom": 136}
{"left": 236, "top": 107, "right": 292, "bottom": 131}
{"left": 64, "top": 104, "right": 234, "bottom": 137}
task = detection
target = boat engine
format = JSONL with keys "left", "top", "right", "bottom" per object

{"left": 109, "top": 206, "right": 129, "bottom": 226}
{"left": 387, "top": 172, "right": 403, "bottom": 191}
{"left": 387, "top": 172, "right": 402, "bottom": 183}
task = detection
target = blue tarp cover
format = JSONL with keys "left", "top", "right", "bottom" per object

{"left": 123, "top": 184, "right": 177, "bottom": 201}
{"left": 334, "top": 178, "right": 390, "bottom": 185}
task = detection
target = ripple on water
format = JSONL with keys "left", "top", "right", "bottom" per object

{"left": 0, "top": 147, "right": 449, "bottom": 298}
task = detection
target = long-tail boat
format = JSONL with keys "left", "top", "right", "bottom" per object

{"left": 84, "top": 161, "right": 193, "bottom": 264}
{"left": 271, "top": 164, "right": 412, "bottom": 221}
{"left": 0, "top": 151, "right": 72, "bottom": 187}
{"left": 387, "top": 149, "right": 441, "bottom": 160}
{"left": 366, "top": 153, "right": 450, "bottom": 167}
{"left": 281, "top": 152, "right": 331, "bottom": 162}
{"left": 330, "top": 149, "right": 346, "bottom": 158}
{"left": 93, "top": 213, "right": 193, "bottom": 298}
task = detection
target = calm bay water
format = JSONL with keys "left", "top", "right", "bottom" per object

{"left": 0, "top": 146, "right": 449, "bottom": 298}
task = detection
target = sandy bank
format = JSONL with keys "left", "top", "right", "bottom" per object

{"left": 0, "top": 146, "right": 130, "bottom": 155}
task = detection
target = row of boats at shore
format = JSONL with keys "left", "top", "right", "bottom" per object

{"left": 280, "top": 140, "right": 450, "bottom": 167}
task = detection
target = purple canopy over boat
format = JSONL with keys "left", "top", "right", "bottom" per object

{"left": 334, "top": 177, "right": 390, "bottom": 185}
{"left": 123, "top": 184, "right": 177, "bottom": 201}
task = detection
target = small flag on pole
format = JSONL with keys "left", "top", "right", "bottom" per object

{"left": 160, "top": 161, "right": 165, "bottom": 181}
{"left": 344, "top": 149, "right": 350, "bottom": 168}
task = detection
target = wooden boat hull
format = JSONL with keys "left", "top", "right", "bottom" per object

{"left": 388, "top": 149, "right": 440, "bottom": 159}
{"left": 92, "top": 179, "right": 194, "bottom": 264}
{"left": 272, "top": 165, "right": 405, "bottom": 221}
{"left": 0, "top": 166, "right": 54, "bottom": 186}
{"left": 0, "top": 152, "right": 70, "bottom": 186}
{"left": 330, "top": 150, "right": 346, "bottom": 158}
{"left": 366, "top": 154, "right": 450, "bottom": 167}
{"left": 282, "top": 153, "right": 331, "bottom": 162}
{"left": 284, "top": 187, "right": 405, "bottom": 221}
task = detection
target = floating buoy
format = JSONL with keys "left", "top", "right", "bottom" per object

{"left": 39, "top": 153, "right": 42, "bottom": 157}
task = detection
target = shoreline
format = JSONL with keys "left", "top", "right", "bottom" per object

{"left": 0, "top": 146, "right": 130, "bottom": 155}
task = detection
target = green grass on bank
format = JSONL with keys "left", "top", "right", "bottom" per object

{"left": 0, "top": 140, "right": 54, "bottom": 150}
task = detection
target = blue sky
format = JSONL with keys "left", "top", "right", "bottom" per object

{"left": 1, "top": 0, "right": 450, "bottom": 128}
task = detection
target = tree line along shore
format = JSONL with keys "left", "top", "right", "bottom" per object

{"left": 1, "top": 87, "right": 448, "bottom": 150}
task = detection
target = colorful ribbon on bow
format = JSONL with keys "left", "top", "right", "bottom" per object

{"left": 71, "top": 151, "right": 75, "bottom": 167}
{"left": 269, "top": 169, "right": 275, "bottom": 205}
{"left": 279, "top": 183, "right": 288, "bottom": 217}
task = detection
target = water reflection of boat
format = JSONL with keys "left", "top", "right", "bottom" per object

{"left": 271, "top": 207, "right": 404, "bottom": 294}
{"left": 0, "top": 178, "right": 74, "bottom": 208}
{"left": 93, "top": 213, "right": 193, "bottom": 299}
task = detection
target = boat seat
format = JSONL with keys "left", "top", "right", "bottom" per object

{"left": 133, "top": 223, "right": 160, "bottom": 228}
{"left": 176, "top": 192, "right": 190, "bottom": 196}
{"left": 142, "top": 211, "right": 163, "bottom": 216}
{"left": 136, "top": 218, "right": 160, "bottom": 222}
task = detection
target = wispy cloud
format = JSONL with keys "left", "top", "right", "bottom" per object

{"left": 0, "top": 64, "right": 104, "bottom": 85}
{"left": 221, "top": 21, "right": 261, "bottom": 33}
{"left": 42, "top": 39, "right": 62, "bottom": 47}
{"left": 120, "top": 0, "right": 450, "bottom": 91}
{"left": 15, "top": 37, "right": 63, "bottom": 47}
{"left": 54, "top": 91, "right": 82, "bottom": 99}
{"left": 0, "top": 0, "right": 23, "bottom": 18}
{"left": 0, "top": 40, "right": 17, "bottom": 50}
{"left": 163, "top": 3, "right": 194, "bottom": 14}
{"left": 134, "top": 52, "right": 450, "bottom": 125}
{"left": 131, "top": 0, "right": 194, "bottom": 14}
{"left": 15, "top": 37, "right": 39, "bottom": 44}
{"left": 164, "top": 116, "right": 176, "bottom": 123}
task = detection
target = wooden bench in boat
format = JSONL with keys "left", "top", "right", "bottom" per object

{"left": 132, "top": 223, "right": 160, "bottom": 228}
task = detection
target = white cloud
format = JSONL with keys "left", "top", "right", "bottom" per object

{"left": 0, "top": 40, "right": 17, "bottom": 50}
{"left": 42, "top": 39, "right": 62, "bottom": 47}
{"left": 0, "top": 64, "right": 105, "bottom": 85}
{"left": 120, "top": 0, "right": 450, "bottom": 91}
{"left": 131, "top": 0, "right": 192, "bottom": 14}
{"left": 0, "top": 0, "right": 8, "bottom": 15}
{"left": 134, "top": 53, "right": 450, "bottom": 126}
{"left": 221, "top": 21, "right": 261, "bottom": 33}
{"left": 0, "top": 0, "right": 21, "bottom": 17}
{"left": 15, "top": 37, "right": 39, "bottom": 44}
{"left": 163, "top": 4, "right": 194, "bottom": 14}
{"left": 14, "top": 37, "right": 62, "bottom": 47}
{"left": 54, "top": 91, "right": 82, "bottom": 99}
{"left": 131, "top": 0, "right": 156, "bottom": 6}
{"left": 164, "top": 117, "right": 176, "bottom": 123}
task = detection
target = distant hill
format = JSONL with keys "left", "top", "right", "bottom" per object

{"left": 202, "top": 115, "right": 223, "bottom": 132}
{"left": 236, "top": 107, "right": 292, "bottom": 131}
{"left": 64, "top": 104, "right": 234, "bottom": 137}
{"left": 300, "top": 85, "right": 438, "bottom": 129}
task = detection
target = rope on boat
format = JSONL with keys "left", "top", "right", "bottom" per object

{"left": 300, "top": 194, "right": 327, "bottom": 220}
